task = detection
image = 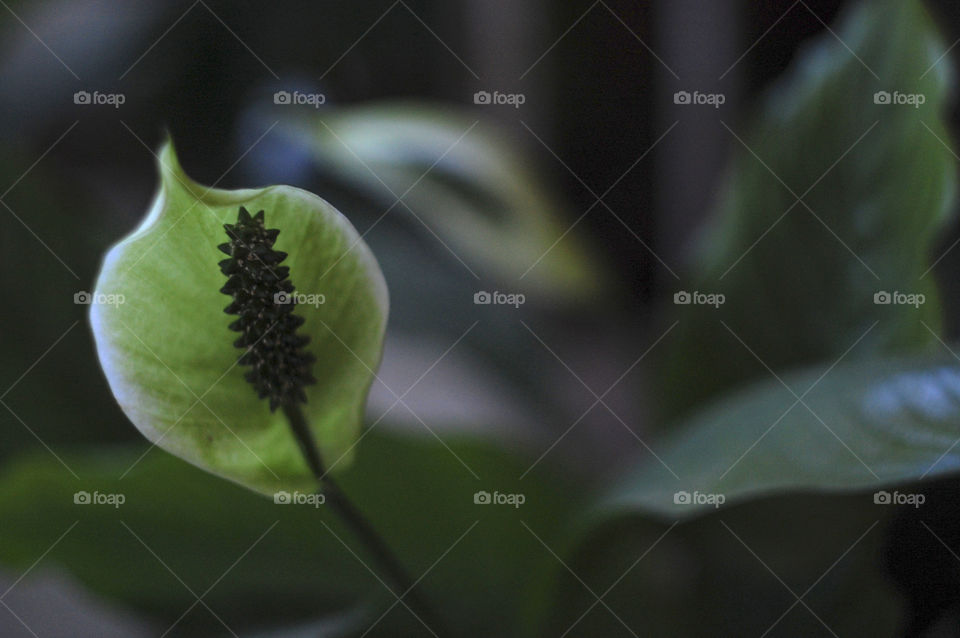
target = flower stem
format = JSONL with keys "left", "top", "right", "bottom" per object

{"left": 282, "top": 403, "right": 445, "bottom": 635}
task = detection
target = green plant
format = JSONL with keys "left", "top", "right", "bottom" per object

{"left": 0, "top": 0, "right": 956, "bottom": 635}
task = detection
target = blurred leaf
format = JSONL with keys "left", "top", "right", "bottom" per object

{"left": 277, "top": 102, "right": 607, "bottom": 304}
{"left": 532, "top": 345, "right": 960, "bottom": 635}
{"left": 662, "top": 0, "right": 957, "bottom": 417}
{"left": 90, "top": 141, "right": 388, "bottom": 495}
{"left": 538, "top": 495, "right": 902, "bottom": 637}
{"left": 0, "top": 428, "right": 577, "bottom": 637}
{"left": 609, "top": 350, "right": 960, "bottom": 519}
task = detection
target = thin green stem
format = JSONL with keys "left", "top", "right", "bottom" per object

{"left": 282, "top": 403, "right": 445, "bottom": 635}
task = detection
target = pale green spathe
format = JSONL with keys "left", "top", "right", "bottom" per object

{"left": 91, "top": 142, "right": 388, "bottom": 495}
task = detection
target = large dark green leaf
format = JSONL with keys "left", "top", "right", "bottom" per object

{"left": 0, "top": 428, "right": 577, "bottom": 637}
{"left": 613, "top": 350, "right": 960, "bottom": 518}
{"left": 662, "top": 0, "right": 957, "bottom": 418}
{"left": 535, "top": 347, "right": 960, "bottom": 635}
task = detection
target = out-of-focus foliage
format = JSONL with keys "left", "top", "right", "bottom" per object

{"left": 274, "top": 102, "right": 607, "bottom": 305}
{"left": 661, "top": 0, "right": 956, "bottom": 418}
{"left": 0, "top": 428, "right": 577, "bottom": 636}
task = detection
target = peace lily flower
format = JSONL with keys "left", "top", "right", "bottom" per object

{"left": 90, "top": 142, "right": 388, "bottom": 495}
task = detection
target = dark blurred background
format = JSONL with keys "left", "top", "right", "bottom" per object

{"left": 3, "top": 0, "right": 960, "bottom": 634}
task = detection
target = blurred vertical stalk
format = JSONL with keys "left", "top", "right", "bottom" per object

{"left": 656, "top": 0, "right": 742, "bottom": 268}
{"left": 464, "top": 0, "right": 551, "bottom": 138}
